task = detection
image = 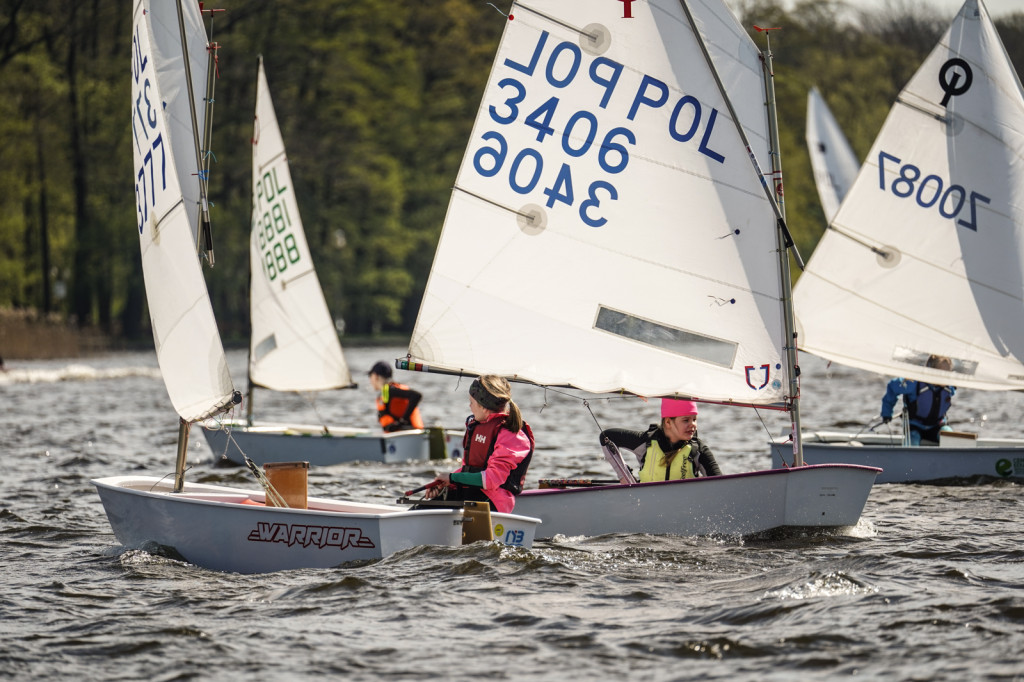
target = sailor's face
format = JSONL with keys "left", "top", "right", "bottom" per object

{"left": 469, "top": 395, "right": 489, "bottom": 421}
{"left": 665, "top": 414, "right": 697, "bottom": 441}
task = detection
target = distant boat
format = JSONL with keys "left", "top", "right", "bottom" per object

{"left": 201, "top": 58, "right": 435, "bottom": 467}
{"left": 400, "top": 0, "right": 878, "bottom": 538}
{"left": 772, "top": 0, "right": 1024, "bottom": 483}
{"left": 93, "top": 1, "right": 538, "bottom": 574}
{"left": 806, "top": 86, "right": 859, "bottom": 221}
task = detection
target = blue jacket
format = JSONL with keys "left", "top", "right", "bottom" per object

{"left": 880, "top": 378, "right": 955, "bottom": 432}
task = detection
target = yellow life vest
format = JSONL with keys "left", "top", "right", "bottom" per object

{"left": 638, "top": 440, "right": 694, "bottom": 482}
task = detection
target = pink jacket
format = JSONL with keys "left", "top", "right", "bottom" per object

{"left": 475, "top": 414, "right": 532, "bottom": 513}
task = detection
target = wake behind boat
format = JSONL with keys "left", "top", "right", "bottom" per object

{"left": 775, "top": 0, "right": 1024, "bottom": 483}
{"left": 201, "top": 57, "right": 433, "bottom": 467}
{"left": 93, "top": 0, "right": 538, "bottom": 573}
{"left": 399, "top": 0, "right": 878, "bottom": 539}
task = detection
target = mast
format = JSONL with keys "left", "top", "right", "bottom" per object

{"left": 677, "top": 0, "right": 804, "bottom": 465}
{"left": 176, "top": 0, "right": 216, "bottom": 264}
{"left": 758, "top": 29, "right": 804, "bottom": 467}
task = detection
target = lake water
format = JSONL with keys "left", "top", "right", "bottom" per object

{"left": 2, "top": 346, "right": 1022, "bottom": 680}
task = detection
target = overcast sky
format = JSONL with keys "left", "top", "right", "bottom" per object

{"left": 768, "top": 0, "right": 1020, "bottom": 20}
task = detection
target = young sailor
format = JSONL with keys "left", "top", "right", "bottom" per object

{"left": 424, "top": 375, "right": 534, "bottom": 513}
{"left": 367, "top": 361, "right": 425, "bottom": 432}
{"left": 600, "top": 398, "right": 721, "bottom": 482}
{"left": 880, "top": 354, "right": 956, "bottom": 446}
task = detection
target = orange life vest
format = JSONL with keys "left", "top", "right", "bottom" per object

{"left": 376, "top": 382, "right": 424, "bottom": 430}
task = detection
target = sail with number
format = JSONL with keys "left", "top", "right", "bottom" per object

{"left": 794, "top": 0, "right": 1024, "bottom": 392}
{"left": 248, "top": 58, "right": 352, "bottom": 392}
{"left": 408, "top": 0, "right": 789, "bottom": 406}
{"left": 131, "top": 0, "right": 234, "bottom": 422}
{"left": 806, "top": 86, "right": 859, "bottom": 221}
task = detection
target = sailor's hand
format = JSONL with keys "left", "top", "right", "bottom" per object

{"left": 881, "top": 416, "right": 891, "bottom": 424}
{"left": 423, "top": 474, "right": 450, "bottom": 499}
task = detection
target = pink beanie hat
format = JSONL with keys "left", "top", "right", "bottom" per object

{"left": 661, "top": 398, "right": 698, "bottom": 418}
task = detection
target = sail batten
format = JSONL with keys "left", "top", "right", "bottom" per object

{"left": 796, "top": 0, "right": 1024, "bottom": 391}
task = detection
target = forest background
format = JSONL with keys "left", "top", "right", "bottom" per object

{"left": 1, "top": 0, "right": 1022, "bottom": 357}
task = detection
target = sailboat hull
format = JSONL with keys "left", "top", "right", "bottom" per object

{"left": 201, "top": 421, "right": 463, "bottom": 466}
{"left": 514, "top": 465, "right": 879, "bottom": 539}
{"left": 771, "top": 434, "right": 1024, "bottom": 483}
{"left": 93, "top": 476, "right": 539, "bottom": 573}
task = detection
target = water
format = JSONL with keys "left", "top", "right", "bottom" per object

{"left": 2, "top": 347, "right": 1023, "bottom": 680}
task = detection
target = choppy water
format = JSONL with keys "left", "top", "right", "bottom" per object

{"left": 2, "top": 346, "right": 1023, "bottom": 680}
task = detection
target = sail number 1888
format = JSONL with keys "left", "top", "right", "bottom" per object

{"left": 877, "top": 151, "right": 990, "bottom": 231}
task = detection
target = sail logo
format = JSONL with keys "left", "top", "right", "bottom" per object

{"left": 745, "top": 364, "right": 770, "bottom": 390}
{"left": 247, "top": 521, "right": 376, "bottom": 550}
{"left": 938, "top": 58, "right": 973, "bottom": 106}
{"left": 618, "top": 0, "right": 636, "bottom": 18}
{"left": 995, "top": 458, "right": 1023, "bottom": 478}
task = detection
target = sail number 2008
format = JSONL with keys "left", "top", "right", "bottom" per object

{"left": 877, "top": 151, "right": 990, "bottom": 231}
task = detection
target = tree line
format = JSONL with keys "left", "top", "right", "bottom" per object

{"left": 1, "top": 0, "right": 1021, "bottom": 344}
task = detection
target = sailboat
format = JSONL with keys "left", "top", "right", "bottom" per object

{"left": 92, "top": 0, "right": 539, "bottom": 574}
{"left": 201, "top": 58, "right": 435, "bottom": 467}
{"left": 806, "top": 86, "right": 860, "bottom": 222}
{"left": 399, "top": 0, "right": 879, "bottom": 538}
{"left": 771, "top": 0, "right": 1024, "bottom": 483}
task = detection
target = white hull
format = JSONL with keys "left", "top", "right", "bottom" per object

{"left": 771, "top": 432, "right": 1024, "bottom": 483}
{"left": 515, "top": 465, "right": 878, "bottom": 539}
{"left": 93, "top": 476, "right": 539, "bottom": 573}
{"left": 202, "top": 421, "right": 465, "bottom": 466}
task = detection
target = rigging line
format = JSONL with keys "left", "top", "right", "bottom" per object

{"left": 515, "top": 3, "right": 600, "bottom": 42}
{"left": 299, "top": 391, "right": 331, "bottom": 435}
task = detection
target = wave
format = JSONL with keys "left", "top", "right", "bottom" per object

{"left": 0, "top": 364, "right": 162, "bottom": 385}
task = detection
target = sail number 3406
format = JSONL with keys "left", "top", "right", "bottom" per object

{"left": 877, "top": 151, "right": 990, "bottom": 231}
{"left": 472, "top": 77, "right": 633, "bottom": 228}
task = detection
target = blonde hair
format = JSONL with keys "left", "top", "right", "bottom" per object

{"left": 479, "top": 375, "right": 523, "bottom": 433}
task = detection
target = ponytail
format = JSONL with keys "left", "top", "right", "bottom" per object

{"left": 479, "top": 374, "right": 523, "bottom": 433}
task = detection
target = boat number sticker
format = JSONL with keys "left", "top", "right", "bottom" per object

{"left": 253, "top": 165, "right": 303, "bottom": 282}
{"left": 469, "top": 28, "right": 727, "bottom": 228}
{"left": 131, "top": 16, "right": 167, "bottom": 236}
{"left": 938, "top": 58, "right": 973, "bottom": 106}
{"left": 876, "top": 151, "right": 990, "bottom": 231}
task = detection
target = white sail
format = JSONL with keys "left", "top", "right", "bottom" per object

{"left": 131, "top": 0, "right": 234, "bottom": 421}
{"left": 806, "top": 86, "right": 859, "bottom": 221}
{"left": 144, "top": 0, "right": 210, "bottom": 247}
{"left": 795, "top": 0, "right": 1024, "bottom": 392}
{"left": 408, "top": 0, "right": 789, "bottom": 405}
{"left": 248, "top": 59, "right": 352, "bottom": 392}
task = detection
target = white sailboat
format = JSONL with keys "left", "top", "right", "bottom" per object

{"left": 401, "top": 0, "right": 878, "bottom": 538}
{"left": 93, "top": 0, "right": 539, "bottom": 574}
{"left": 201, "top": 58, "right": 434, "bottom": 467}
{"left": 772, "top": 0, "right": 1024, "bottom": 483}
{"left": 806, "top": 86, "right": 860, "bottom": 222}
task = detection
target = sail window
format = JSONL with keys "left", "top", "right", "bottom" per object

{"left": 594, "top": 306, "right": 736, "bottom": 367}
{"left": 891, "top": 347, "right": 977, "bottom": 376}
